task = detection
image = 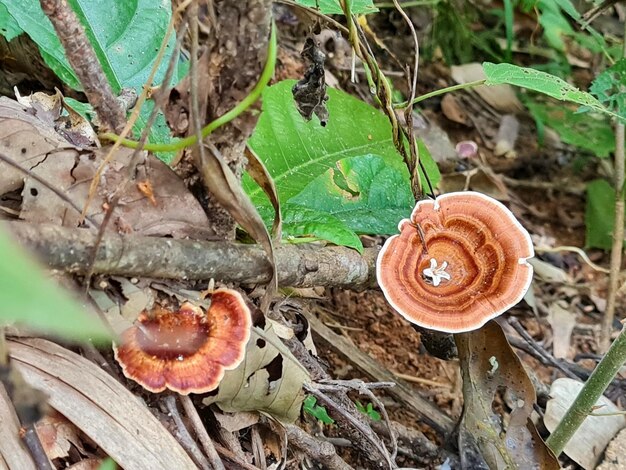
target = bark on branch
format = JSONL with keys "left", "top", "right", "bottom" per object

{"left": 6, "top": 222, "right": 378, "bottom": 289}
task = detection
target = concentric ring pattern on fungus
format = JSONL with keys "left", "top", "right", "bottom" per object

{"left": 114, "top": 288, "right": 251, "bottom": 395}
{"left": 377, "top": 191, "right": 534, "bottom": 333}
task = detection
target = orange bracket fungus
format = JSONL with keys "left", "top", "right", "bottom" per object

{"left": 377, "top": 191, "right": 534, "bottom": 333}
{"left": 113, "top": 288, "right": 251, "bottom": 395}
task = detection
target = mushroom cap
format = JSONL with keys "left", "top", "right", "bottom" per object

{"left": 113, "top": 288, "right": 251, "bottom": 394}
{"left": 377, "top": 191, "right": 534, "bottom": 333}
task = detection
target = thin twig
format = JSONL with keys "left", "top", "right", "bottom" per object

{"left": 284, "top": 424, "right": 354, "bottom": 470}
{"left": 304, "top": 383, "right": 396, "bottom": 469}
{"left": 319, "top": 379, "right": 398, "bottom": 460}
{"left": 179, "top": 395, "right": 225, "bottom": 470}
{"left": 22, "top": 424, "right": 54, "bottom": 470}
{"left": 600, "top": 40, "right": 626, "bottom": 351}
{"left": 82, "top": 16, "right": 190, "bottom": 291}
{"left": 162, "top": 395, "right": 211, "bottom": 470}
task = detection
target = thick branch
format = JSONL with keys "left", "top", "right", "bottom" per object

{"left": 6, "top": 222, "right": 378, "bottom": 289}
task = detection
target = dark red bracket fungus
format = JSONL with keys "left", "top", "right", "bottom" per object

{"left": 113, "top": 288, "right": 251, "bottom": 395}
{"left": 377, "top": 191, "right": 534, "bottom": 333}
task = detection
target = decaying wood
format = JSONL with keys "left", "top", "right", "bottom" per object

{"left": 303, "top": 311, "right": 455, "bottom": 435}
{"left": 39, "top": 0, "right": 125, "bottom": 132}
{"left": 7, "top": 222, "right": 378, "bottom": 289}
{"left": 9, "top": 338, "right": 196, "bottom": 470}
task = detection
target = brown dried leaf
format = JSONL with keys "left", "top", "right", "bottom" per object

{"left": 0, "top": 97, "right": 77, "bottom": 195}
{"left": 0, "top": 382, "right": 36, "bottom": 470}
{"left": 456, "top": 321, "right": 559, "bottom": 470}
{"left": 14, "top": 87, "right": 63, "bottom": 126}
{"left": 203, "top": 320, "right": 310, "bottom": 423}
{"left": 9, "top": 337, "right": 196, "bottom": 469}
{"left": 21, "top": 145, "right": 213, "bottom": 239}
{"left": 245, "top": 144, "right": 281, "bottom": 240}
{"left": 545, "top": 378, "right": 626, "bottom": 470}
{"left": 547, "top": 302, "right": 576, "bottom": 359}
{"left": 35, "top": 411, "right": 85, "bottom": 460}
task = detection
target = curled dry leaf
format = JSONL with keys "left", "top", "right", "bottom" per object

{"left": 9, "top": 337, "right": 196, "bottom": 469}
{"left": 545, "top": 378, "right": 626, "bottom": 470}
{"left": 456, "top": 321, "right": 559, "bottom": 470}
{"left": 0, "top": 95, "right": 213, "bottom": 239}
{"left": 203, "top": 318, "right": 310, "bottom": 423}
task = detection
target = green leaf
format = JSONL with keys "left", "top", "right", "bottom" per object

{"left": 590, "top": 58, "right": 626, "bottom": 120}
{"left": 585, "top": 179, "right": 623, "bottom": 251}
{"left": 0, "top": 228, "right": 111, "bottom": 343}
{"left": 0, "top": 0, "right": 176, "bottom": 93}
{"left": 293, "top": 0, "right": 377, "bottom": 14}
{"left": 0, "top": 4, "right": 23, "bottom": 41}
{"left": 303, "top": 395, "right": 335, "bottom": 424}
{"left": 355, "top": 400, "right": 381, "bottom": 421}
{"left": 282, "top": 205, "right": 363, "bottom": 253}
{"left": 246, "top": 80, "right": 439, "bottom": 219}
{"left": 0, "top": 0, "right": 177, "bottom": 152}
{"left": 525, "top": 101, "right": 614, "bottom": 158}
{"left": 288, "top": 154, "right": 414, "bottom": 234}
{"left": 97, "top": 458, "right": 117, "bottom": 470}
{"left": 483, "top": 62, "right": 606, "bottom": 113}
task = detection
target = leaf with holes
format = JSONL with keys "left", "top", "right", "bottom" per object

{"left": 590, "top": 58, "right": 626, "bottom": 120}
{"left": 293, "top": 0, "right": 377, "bottom": 15}
{"left": 203, "top": 320, "right": 310, "bottom": 423}
{"left": 287, "top": 154, "right": 414, "bottom": 236}
{"left": 246, "top": 80, "right": 439, "bottom": 243}
{"left": 526, "top": 101, "right": 614, "bottom": 158}
{"left": 483, "top": 62, "right": 609, "bottom": 115}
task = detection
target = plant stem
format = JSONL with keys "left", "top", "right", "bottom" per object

{"left": 394, "top": 79, "right": 486, "bottom": 108}
{"left": 99, "top": 21, "right": 277, "bottom": 152}
{"left": 375, "top": 0, "right": 440, "bottom": 6}
{"left": 599, "top": 21, "right": 626, "bottom": 352}
{"left": 546, "top": 325, "right": 626, "bottom": 456}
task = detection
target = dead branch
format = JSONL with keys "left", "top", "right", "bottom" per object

{"left": 6, "top": 222, "right": 378, "bottom": 289}
{"left": 162, "top": 395, "right": 211, "bottom": 470}
{"left": 39, "top": 0, "right": 125, "bottom": 132}
{"left": 179, "top": 395, "right": 225, "bottom": 470}
{"left": 284, "top": 423, "right": 354, "bottom": 470}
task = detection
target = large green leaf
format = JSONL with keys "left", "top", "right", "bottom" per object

{"left": 526, "top": 101, "right": 614, "bottom": 158}
{"left": 245, "top": 79, "right": 439, "bottom": 215}
{"left": 0, "top": 228, "right": 111, "bottom": 343}
{"left": 483, "top": 62, "right": 607, "bottom": 114}
{"left": 0, "top": 4, "right": 23, "bottom": 41}
{"left": 282, "top": 205, "right": 363, "bottom": 252}
{"left": 288, "top": 154, "right": 414, "bottom": 235}
{"left": 0, "top": 0, "right": 175, "bottom": 93}
{"left": 0, "top": 0, "right": 177, "bottom": 152}
{"left": 585, "top": 179, "right": 623, "bottom": 251}
{"left": 293, "top": 0, "right": 377, "bottom": 14}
